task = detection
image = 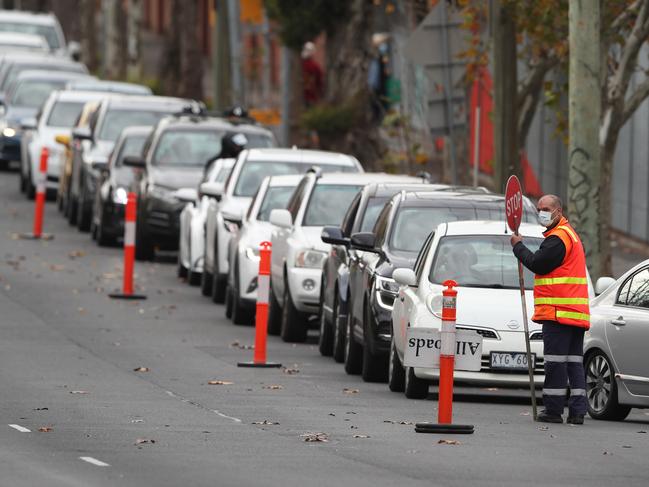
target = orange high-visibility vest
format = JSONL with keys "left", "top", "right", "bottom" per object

{"left": 532, "top": 217, "right": 590, "bottom": 329}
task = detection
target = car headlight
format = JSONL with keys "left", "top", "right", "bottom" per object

{"left": 113, "top": 187, "right": 128, "bottom": 205}
{"left": 245, "top": 246, "right": 260, "bottom": 261}
{"left": 2, "top": 127, "right": 15, "bottom": 137}
{"left": 295, "top": 249, "right": 327, "bottom": 268}
{"left": 375, "top": 276, "right": 399, "bottom": 294}
{"left": 149, "top": 185, "right": 178, "bottom": 204}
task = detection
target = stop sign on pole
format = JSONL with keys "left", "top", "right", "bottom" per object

{"left": 505, "top": 175, "right": 523, "bottom": 232}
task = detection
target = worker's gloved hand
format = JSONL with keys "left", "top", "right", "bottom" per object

{"left": 510, "top": 234, "right": 523, "bottom": 247}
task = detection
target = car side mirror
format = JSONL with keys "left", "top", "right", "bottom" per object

{"left": 222, "top": 207, "right": 243, "bottom": 223}
{"left": 68, "top": 41, "right": 81, "bottom": 61}
{"left": 55, "top": 134, "right": 70, "bottom": 148}
{"left": 350, "top": 232, "right": 376, "bottom": 252}
{"left": 20, "top": 117, "right": 37, "bottom": 130}
{"left": 595, "top": 276, "right": 616, "bottom": 296}
{"left": 72, "top": 127, "right": 92, "bottom": 141}
{"left": 91, "top": 161, "right": 108, "bottom": 173}
{"left": 392, "top": 268, "right": 418, "bottom": 287}
{"left": 123, "top": 155, "right": 145, "bottom": 168}
{"left": 321, "top": 226, "right": 348, "bottom": 246}
{"left": 269, "top": 209, "right": 292, "bottom": 229}
{"left": 174, "top": 188, "right": 198, "bottom": 203}
{"left": 199, "top": 181, "right": 224, "bottom": 201}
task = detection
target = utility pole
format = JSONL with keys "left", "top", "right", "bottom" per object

{"left": 567, "top": 0, "right": 601, "bottom": 279}
{"left": 226, "top": 0, "right": 243, "bottom": 106}
{"left": 491, "top": 0, "right": 518, "bottom": 193}
{"left": 214, "top": 0, "right": 232, "bottom": 110}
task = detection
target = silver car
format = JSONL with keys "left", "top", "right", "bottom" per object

{"left": 585, "top": 261, "right": 649, "bottom": 420}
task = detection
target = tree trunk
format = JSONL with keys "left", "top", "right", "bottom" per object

{"left": 160, "top": 0, "right": 182, "bottom": 95}
{"left": 567, "top": 0, "right": 602, "bottom": 279}
{"left": 177, "top": 0, "right": 204, "bottom": 100}
{"left": 104, "top": 0, "right": 126, "bottom": 80}
{"left": 79, "top": 0, "right": 98, "bottom": 72}
{"left": 127, "top": 0, "right": 143, "bottom": 81}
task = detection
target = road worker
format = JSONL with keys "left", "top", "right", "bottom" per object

{"left": 510, "top": 194, "right": 589, "bottom": 424}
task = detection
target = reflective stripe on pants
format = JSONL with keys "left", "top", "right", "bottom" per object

{"left": 541, "top": 321, "right": 587, "bottom": 416}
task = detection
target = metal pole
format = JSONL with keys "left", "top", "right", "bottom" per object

{"left": 473, "top": 106, "right": 481, "bottom": 187}
{"left": 279, "top": 46, "right": 291, "bottom": 146}
{"left": 226, "top": 0, "right": 243, "bottom": 105}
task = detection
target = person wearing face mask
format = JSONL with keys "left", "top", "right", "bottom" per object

{"left": 510, "top": 194, "right": 590, "bottom": 425}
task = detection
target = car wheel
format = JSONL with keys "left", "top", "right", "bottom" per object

{"left": 332, "top": 293, "right": 346, "bottom": 363}
{"left": 200, "top": 268, "right": 213, "bottom": 297}
{"left": 26, "top": 169, "right": 36, "bottom": 200}
{"left": 56, "top": 192, "right": 63, "bottom": 212}
{"left": 19, "top": 169, "right": 26, "bottom": 193}
{"left": 280, "top": 281, "right": 307, "bottom": 343}
{"left": 177, "top": 257, "right": 188, "bottom": 279}
{"left": 188, "top": 270, "right": 201, "bottom": 286}
{"left": 135, "top": 215, "right": 154, "bottom": 261}
{"left": 343, "top": 312, "right": 363, "bottom": 374}
{"left": 210, "top": 243, "right": 227, "bottom": 303}
{"left": 404, "top": 366, "right": 428, "bottom": 399}
{"left": 361, "top": 302, "right": 388, "bottom": 382}
{"left": 77, "top": 185, "right": 91, "bottom": 232}
{"left": 388, "top": 336, "right": 405, "bottom": 392}
{"left": 67, "top": 196, "right": 78, "bottom": 225}
{"left": 318, "top": 280, "right": 333, "bottom": 356}
{"left": 267, "top": 281, "right": 282, "bottom": 336}
{"left": 232, "top": 262, "right": 253, "bottom": 326}
{"left": 96, "top": 210, "right": 114, "bottom": 247}
{"left": 225, "top": 284, "right": 233, "bottom": 319}
{"left": 585, "top": 350, "right": 631, "bottom": 421}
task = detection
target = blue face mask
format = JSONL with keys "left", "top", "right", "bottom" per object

{"left": 538, "top": 210, "right": 554, "bottom": 227}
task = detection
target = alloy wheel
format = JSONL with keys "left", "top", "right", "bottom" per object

{"left": 586, "top": 354, "right": 612, "bottom": 413}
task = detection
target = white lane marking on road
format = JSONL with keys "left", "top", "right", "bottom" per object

{"left": 8, "top": 424, "right": 31, "bottom": 433}
{"left": 79, "top": 456, "right": 110, "bottom": 467}
{"left": 165, "top": 390, "right": 242, "bottom": 423}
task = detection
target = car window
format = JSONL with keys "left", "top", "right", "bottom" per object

{"left": 152, "top": 130, "right": 225, "bottom": 166}
{"left": 302, "top": 184, "right": 361, "bottom": 227}
{"left": 0, "top": 22, "right": 60, "bottom": 49}
{"left": 215, "top": 165, "right": 232, "bottom": 183}
{"left": 429, "top": 235, "right": 542, "bottom": 289}
{"left": 414, "top": 231, "right": 435, "bottom": 280}
{"left": 115, "top": 135, "right": 147, "bottom": 167}
{"left": 286, "top": 178, "right": 309, "bottom": 222}
{"left": 618, "top": 268, "right": 649, "bottom": 308}
{"left": 9, "top": 79, "right": 67, "bottom": 108}
{"left": 98, "top": 109, "right": 171, "bottom": 142}
{"left": 359, "top": 196, "right": 389, "bottom": 233}
{"left": 46, "top": 101, "right": 85, "bottom": 127}
{"left": 234, "top": 161, "right": 309, "bottom": 197}
{"left": 372, "top": 201, "right": 393, "bottom": 248}
{"left": 340, "top": 193, "right": 361, "bottom": 236}
{"left": 257, "top": 186, "right": 295, "bottom": 222}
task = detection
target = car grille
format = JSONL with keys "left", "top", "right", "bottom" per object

{"left": 480, "top": 355, "right": 545, "bottom": 374}
{"left": 457, "top": 325, "right": 499, "bottom": 339}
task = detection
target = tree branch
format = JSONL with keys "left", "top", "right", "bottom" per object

{"left": 622, "top": 75, "right": 649, "bottom": 126}
{"left": 610, "top": 0, "right": 641, "bottom": 33}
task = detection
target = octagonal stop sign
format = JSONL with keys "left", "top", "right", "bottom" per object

{"left": 505, "top": 175, "right": 523, "bottom": 232}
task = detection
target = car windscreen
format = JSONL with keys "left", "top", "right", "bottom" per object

{"left": 0, "top": 22, "right": 60, "bottom": 49}
{"left": 114, "top": 134, "right": 148, "bottom": 187}
{"left": 389, "top": 205, "right": 516, "bottom": 253}
{"left": 243, "top": 133, "right": 275, "bottom": 148}
{"left": 429, "top": 235, "right": 542, "bottom": 289}
{"left": 233, "top": 161, "right": 357, "bottom": 197}
{"left": 46, "top": 100, "right": 85, "bottom": 127}
{"left": 257, "top": 186, "right": 295, "bottom": 222}
{"left": 359, "top": 196, "right": 389, "bottom": 232}
{"left": 3, "top": 64, "right": 85, "bottom": 91}
{"left": 215, "top": 166, "right": 232, "bottom": 183}
{"left": 97, "top": 110, "right": 170, "bottom": 142}
{"left": 9, "top": 79, "right": 66, "bottom": 108}
{"left": 152, "top": 130, "right": 225, "bottom": 166}
{"left": 303, "top": 184, "right": 362, "bottom": 227}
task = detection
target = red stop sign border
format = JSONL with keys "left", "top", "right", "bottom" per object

{"left": 505, "top": 175, "right": 523, "bottom": 232}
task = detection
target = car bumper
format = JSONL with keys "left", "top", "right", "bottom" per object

{"left": 144, "top": 200, "right": 185, "bottom": 249}
{"left": 239, "top": 250, "right": 261, "bottom": 301}
{"left": 0, "top": 135, "right": 21, "bottom": 161}
{"left": 287, "top": 267, "right": 322, "bottom": 314}
{"left": 102, "top": 202, "right": 126, "bottom": 237}
{"left": 367, "top": 290, "right": 396, "bottom": 354}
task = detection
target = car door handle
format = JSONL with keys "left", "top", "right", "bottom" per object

{"left": 610, "top": 317, "right": 626, "bottom": 326}
{"left": 400, "top": 297, "right": 404, "bottom": 302}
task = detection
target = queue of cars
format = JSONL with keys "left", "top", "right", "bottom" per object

{"left": 2, "top": 10, "right": 647, "bottom": 422}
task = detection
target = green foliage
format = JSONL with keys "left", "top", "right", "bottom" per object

{"left": 264, "top": 0, "right": 348, "bottom": 50}
{"left": 301, "top": 101, "right": 359, "bottom": 135}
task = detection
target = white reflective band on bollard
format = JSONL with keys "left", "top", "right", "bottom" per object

{"left": 124, "top": 221, "right": 136, "bottom": 247}
{"left": 257, "top": 274, "right": 269, "bottom": 304}
{"left": 36, "top": 172, "right": 47, "bottom": 194}
{"left": 440, "top": 320, "right": 456, "bottom": 356}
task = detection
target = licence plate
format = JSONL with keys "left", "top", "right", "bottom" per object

{"left": 490, "top": 352, "right": 535, "bottom": 371}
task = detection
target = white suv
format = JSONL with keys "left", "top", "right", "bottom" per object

{"left": 203, "top": 148, "right": 363, "bottom": 303}
{"left": 268, "top": 171, "right": 403, "bottom": 343}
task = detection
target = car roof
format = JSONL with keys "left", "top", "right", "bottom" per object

{"left": 443, "top": 220, "right": 544, "bottom": 238}
{"left": 50, "top": 89, "right": 111, "bottom": 103}
{"left": 313, "top": 172, "right": 412, "bottom": 186}
{"left": 3, "top": 56, "right": 79, "bottom": 67}
{"left": 364, "top": 181, "right": 448, "bottom": 197}
{"left": 65, "top": 79, "right": 152, "bottom": 95}
{"left": 118, "top": 125, "right": 153, "bottom": 138}
{"left": 0, "top": 32, "right": 47, "bottom": 46}
{"left": 100, "top": 94, "right": 192, "bottom": 110}
{"left": 267, "top": 174, "right": 304, "bottom": 187}
{"left": 402, "top": 190, "right": 509, "bottom": 204}
{"left": 0, "top": 10, "right": 58, "bottom": 25}
{"left": 14, "top": 69, "right": 90, "bottom": 82}
{"left": 155, "top": 115, "right": 232, "bottom": 131}
{"left": 245, "top": 148, "right": 359, "bottom": 166}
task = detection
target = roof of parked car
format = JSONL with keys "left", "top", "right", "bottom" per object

{"left": 266, "top": 174, "right": 304, "bottom": 187}
{"left": 100, "top": 95, "right": 193, "bottom": 111}
{"left": 154, "top": 114, "right": 272, "bottom": 137}
{"left": 65, "top": 79, "right": 152, "bottom": 95}
{"left": 363, "top": 181, "right": 447, "bottom": 197}
{"left": 0, "top": 32, "right": 48, "bottom": 47}
{"left": 245, "top": 148, "right": 360, "bottom": 167}
{"left": 443, "top": 220, "right": 544, "bottom": 238}
{"left": 13, "top": 69, "right": 91, "bottom": 82}
{"left": 50, "top": 89, "right": 113, "bottom": 103}
{"left": 0, "top": 10, "right": 59, "bottom": 25}
{"left": 118, "top": 125, "right": 154, "bottom": 138}
{"left": 310, "top": 172, "right": 418, "bottom": 186}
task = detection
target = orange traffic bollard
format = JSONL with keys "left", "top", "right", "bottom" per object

{"left": 238, "top": 241, "right": 281, "bottom": 368}
{"left": 109, "top": 192, "right": 147, "bottom": 300}
{"left": 19, "top": 148, "right": 54, "bottom": 240}
{"left": 415, "top": 280, "right": 474, "bottom": 434}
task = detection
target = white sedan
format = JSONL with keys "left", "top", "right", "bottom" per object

{"left": 584, "top": 260, "right": 649, "bottom": 420}
{"left": 390, "top": 221, "right": 550, "bottom": 399}
{"left": 178, "top": 158, "right": 235, "bottom": 285}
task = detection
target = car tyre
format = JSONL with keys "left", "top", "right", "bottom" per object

{"left": 280, "top": 282, "right": 307, "bottom": 343}
{"left": 77, "top": 185, "right": 91, "bottom": 232}
{"left": 332, "top": 293, "right": 346, "bottom": 363}
{"left": 96, "top": 211, "right": 114, "bottom": 247}
{"left": 225, "top": 284, "right": 233, "bottom": 319}
{"left": 200, "top": 268, "right": 213, "bottom": 297}
{"left": 210, "top": 242, "right": 227, "bottom": 303}
{"left": 188, "top": 271, "right": 201, "bottom": 286}
{"left": 19, "top": 169, "right": 26, "bottom": 193}
{"left": 135, "top": 216, "right": 154, "bottom": 261}
{"left": 232, "top": 278, "right": 253, "bottom": 326}
{"left": 67, "top": 196, "right": 78, "bottom": 225}
{"left": 177, "top": 258, "right": 188, "bottom": 279}
{"left": 26, "top": 169, "right": 36, "bottom": 200}
{"left": 361, "top": 303, "right": 388, "bottom": 382}
{"left": 388, "top": 337, "right": 405, "bottom": 392}
{"left": 317, "top": 280, "right": 333, "bottom": 356}
{"left": 343, "top": 312, "right": 363, "bottom": 374}
{"left": 404, "top": 366, "right": 429, "bottom": 399}
{"left": 585, "top": 350, "right": 631, "bottom": 421}
{"left": 267, "top": 282, "right": 282, "bottom": 336}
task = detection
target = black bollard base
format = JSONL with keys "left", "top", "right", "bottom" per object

{"left": 109, "top": 293, "right": 147, "bottom": 300}
{"left": 415, "top": 422, "right": 475, "bottom": 434}
{"left": 17, "top": 233, "right": 54, "bottom": 240}
{"left": 237, "top": 361, "right": 282, "bottom": 368}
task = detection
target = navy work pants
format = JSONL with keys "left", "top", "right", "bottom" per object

{"left": 541, "top": 321, "right": 587, "bottom": 416}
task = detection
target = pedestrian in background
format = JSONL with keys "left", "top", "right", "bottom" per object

{"left": 301, "top": 41, "right": 323, "bottom": 107}
{"left": 510, "top": 194, "right": 590, "bottom": 424}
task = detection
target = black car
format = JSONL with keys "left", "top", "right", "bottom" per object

{"left": 342, "top": 190, "right": 538, "bottom": 382}
{"left": 319, "top": 180, "right": 439, "bottom": 361}
{"left": 68, "top": 95, "right": 193, "bottom": 232}
{"left": 125, "top": 114, "right": 275, "bottom": 261}
{"left": 92, "top": 125, "right": 152, "bottom": 246}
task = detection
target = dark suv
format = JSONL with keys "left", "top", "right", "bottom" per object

{"left": 126, "top": 114, "right": 274, "bottom": 261}
{"left": 342, "top": 190, "right": 538, "bottom": 382}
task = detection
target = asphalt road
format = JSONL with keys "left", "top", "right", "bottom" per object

{"left": 0, "top": 171, "right": 648, "bottom": 487}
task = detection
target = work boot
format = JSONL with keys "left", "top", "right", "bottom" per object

{"left": 567, "top": 414, "right": 585, "bottom": 425}
{"left": 536, "top": 410, "right": 563, "bottom": 423}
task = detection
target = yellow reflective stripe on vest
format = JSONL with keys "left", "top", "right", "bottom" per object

{"left": 556, "top": 310, "right": 590, "bottom": 321}
{"left": 534, "top": 277, "right": 588, "bottom": 286}
{"left": 534, "top": 297, "right": 590, "bottom": 305}
{"left": 557, "top": 225, "right": 578, "bottom": 242}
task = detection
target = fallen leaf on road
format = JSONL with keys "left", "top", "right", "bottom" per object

{"left": 519, "top": 411, "right": 530, "bottom": 416}
{"left": 622, "top": 445, "right": 632, "bottom": 449}
{"left": 438, "top": 439, "right": 461, "bottom": 445}
{"left": 38, "top": 427, "right": 52, "bottom": 433}
{"left": 229, "top": 340, "right": 254, "bottom": 350}
{"left": 263, "top": 385, "right": 283, "bottom": 390}
{"left": 342, "top": 388, "right": 359, "bottom": 394}
{"left": 300, "top": 432, "right": 329, "bottom": 442}
{"left": 353, "top": 434, "right": 370, "bottom": 438}
{"left": 133, "top": 367, "right": 150, "bottom": 372}
{"left": 350, "top": 425, "right": 358, "bottom": 429}
{"left": 135, "top": 438, "right": 155, "bottom": 445}
{"left": 131, "top": 419, "right": 144, "bottom": 423}
{"left": 637, "top": 431, "right": 647, "bottom": 434}
{"left": 33, "top": 407, "right": 48, "bottom": 411}
{"left": 68, "top": 250, "right": 85, "bottom": 259}
{"left": 77, "top": 307, "right": 86, "bottom": 314}
{"left": 485, "top": 388, "right": 499, "bottom": 391}
{"left": 49, "top": 264, "right": 65, "bottom": 271}
{"left": 329, "top": 413, "right": 336, "bottom": 417}
{"left": 69, "top": 390, "right": 89, "bottom": 394}
{"left": 345, "top": 411, "right": 357, "bottom": 415}
{"left": 537, "top": 426, "right": 549, "bottom": 431}
{"left": 252, "top": 420, "right": 279, "bottom": 425}
{"left": 207, "top": 380, "right": 233, "bottom": 385}
{"left": 603, "top": 451, "right": 612, "bottom": 455}
{"left": 282, "top": 367, "right": 300, "bottom": 375}
{"left": 102, "top": 273, "right": 117, "bottom": 280}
